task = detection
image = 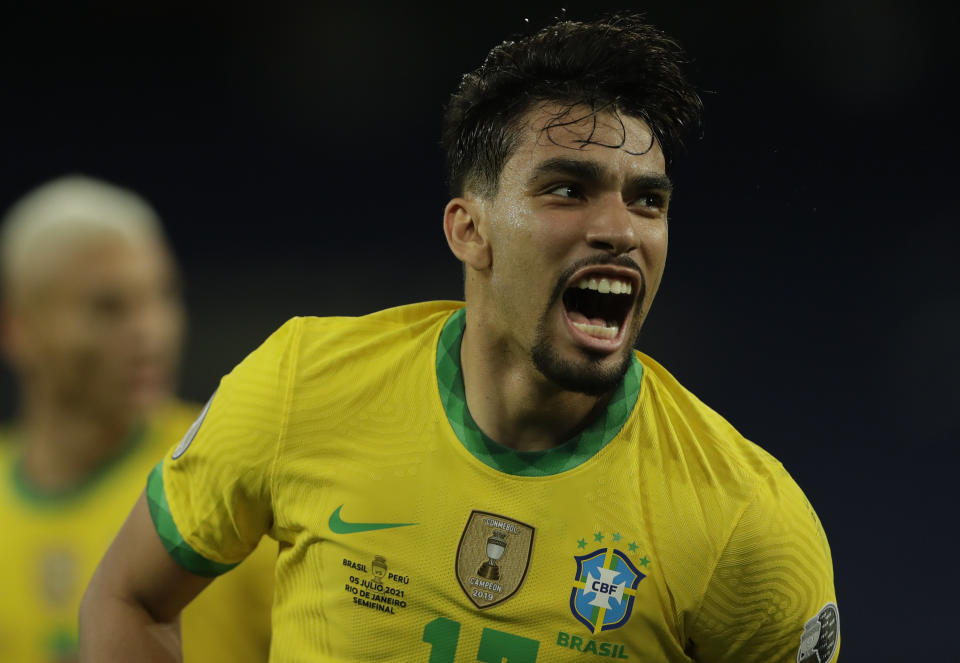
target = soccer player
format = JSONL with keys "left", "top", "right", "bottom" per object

{"left": 0, "top": 175, "right": 274, "bottom": 662}
{"left": 80, "top": 14, "right": 840, "bottom": 663}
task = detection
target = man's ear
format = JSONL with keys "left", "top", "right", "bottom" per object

{"left": 443, "top": 196, "right": 491, "bottom": 271}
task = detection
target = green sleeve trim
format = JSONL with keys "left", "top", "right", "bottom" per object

{"left": 146, "top": 461, "right": 239, "bottom": 578}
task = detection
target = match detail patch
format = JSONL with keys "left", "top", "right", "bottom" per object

{"left": 797, "top": 602, "right": 840, "bottom": 663}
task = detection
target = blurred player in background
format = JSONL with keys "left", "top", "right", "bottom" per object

{"left": 0, "top": 175, "right": 273, "bottom": 662}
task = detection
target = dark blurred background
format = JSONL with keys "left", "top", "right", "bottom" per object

{"left": 1, "top": 0, "right": 956, "bottom": 658}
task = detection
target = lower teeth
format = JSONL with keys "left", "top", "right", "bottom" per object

{"left": 572, "top": 321, "right": 619, "bottom": 339}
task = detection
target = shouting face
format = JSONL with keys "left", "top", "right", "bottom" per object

{"left": 461, "top": 103, "right": 672, "bottom": 396}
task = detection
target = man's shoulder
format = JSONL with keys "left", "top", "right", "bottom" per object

{"left": 233, "top": 301, "right": 460, "bottom": 370}
{"left": 288, "top": 300, "right": 462, "bottom": 361}
{"left": 296, "top": 300, "right": 462, "bottom": 334}
{"left": 232, "top": 301, "right": 462, "bottom": 405}
{"left": 634, "top": 351, "right": 788, "bottom": 490}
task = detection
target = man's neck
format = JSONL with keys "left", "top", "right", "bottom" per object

{"left": 17, "top": 395, "right": 138, "bottom": 495}
{"left": 459, "top": 313, "right": 613, "bottom": 453}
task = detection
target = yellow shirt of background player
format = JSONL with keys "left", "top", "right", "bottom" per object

{"left": 0, "top": 401, "right": 273, "bottom": 663}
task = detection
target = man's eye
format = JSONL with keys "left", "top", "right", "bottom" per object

{"left": 633, "top": 193, "right": 666, "bottom": 209}
{"left": 546, "top": 184, "right": 582, "bottom": 199}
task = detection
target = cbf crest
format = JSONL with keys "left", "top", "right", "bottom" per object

{"left": 570, "top": 548, "right": 644, "bottom": 633}
{"left": 456, "top": 510, "right": 534, "bottom": 608}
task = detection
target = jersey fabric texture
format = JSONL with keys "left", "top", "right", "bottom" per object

{"left": 0, "top": 401, "right": 274, "bottom": 663}
{"left": 151, "top": 301, "right": 839, "bottom": 662}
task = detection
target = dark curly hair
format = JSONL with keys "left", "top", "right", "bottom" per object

{"left": 441, "top": 13, "right": 703, "bottom": 198}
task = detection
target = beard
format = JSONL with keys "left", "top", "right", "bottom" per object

{"left": 531, "top": 320, "right": 640, "bottom": 396}
{"left": 530, "top": 256, "right": 646, "bottom": 397}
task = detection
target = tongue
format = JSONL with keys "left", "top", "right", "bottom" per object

{"left": 567, "top": 310, "right": 610, "bottom": 327}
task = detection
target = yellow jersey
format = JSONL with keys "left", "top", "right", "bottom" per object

{"left": 152, "top": 302, "right": 839, "bottom": 662}
{"left": 0, "top": 400, "right": 274, "bottom": 663}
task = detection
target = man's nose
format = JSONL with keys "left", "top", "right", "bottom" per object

{"left": 585, "top": 195, "right": 637, "bottom": 255}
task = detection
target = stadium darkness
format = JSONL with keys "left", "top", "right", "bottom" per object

{"left": 1, "top": 1, "right": 956, "bottom": 659}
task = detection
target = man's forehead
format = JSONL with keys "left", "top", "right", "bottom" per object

{"left": 503, "top": 103, "right": 665, "bottom": 178}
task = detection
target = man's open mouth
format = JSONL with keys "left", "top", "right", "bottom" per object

{"left": 560, "top": 269, "right": 639, "bottom": 342}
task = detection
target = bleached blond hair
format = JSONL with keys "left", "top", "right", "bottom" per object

{"left": 0, "top": 174, "right": 165, "bottom": 301}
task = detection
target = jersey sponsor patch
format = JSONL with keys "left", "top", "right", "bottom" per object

{"left": 456, "top": 510, "right": 535, "bottom": 608}
{"left": 172, "top": 392, "right": 214, "bottom": 459}
{"left": 797, "top": 602, "right": 840, "bottom": 663}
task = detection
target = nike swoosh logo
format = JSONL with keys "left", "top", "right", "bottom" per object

{"left": 328, "top": 505, "right": 417, "bottom": 534}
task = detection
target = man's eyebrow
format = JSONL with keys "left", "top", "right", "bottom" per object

{"left": 626, "top": 173, "right": 673, "bottom": 194}
{"left": 527, "top": 157, "right": 673, "bottom": 192}
{"left": 528, "top": 157, "right": 604, "bottom": 185}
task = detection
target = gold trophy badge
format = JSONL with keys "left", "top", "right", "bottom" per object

{"left": 477, "top": 531, "right": 507, "bottom": 580}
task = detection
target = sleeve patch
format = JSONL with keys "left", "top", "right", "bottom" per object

{"left": 798, "top": 602, "right": 840, "bottom": 663}
{"left": 146, "top": 461, "right": 239, "bottom": 578}
{"left": 172, "top": 392, "right": 215, "bottom": 460}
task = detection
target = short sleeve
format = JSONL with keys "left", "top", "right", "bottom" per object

{"left": 146, "top": 318, "right": 302, "bottom": 577}
{"left": 689, "top": 466, "right": 840, "bottom": 663}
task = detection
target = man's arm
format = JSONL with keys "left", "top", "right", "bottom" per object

{"left": 687, "top": 469, "right": 839, "bottom": 662}
{"left": 79, "top": 490, "right": 214, "bottom": 663}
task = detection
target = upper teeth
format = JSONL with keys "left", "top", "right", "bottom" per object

{"left": 574, "top": 277, "right": 632, "bottom": 295}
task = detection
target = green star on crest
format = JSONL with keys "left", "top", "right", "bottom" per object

{"left": 612, "top": 532, "right": 622, "bottom": 542}
{"left": 577, "top": 538, "right": 587, "bottom": 549}
{"left": 628, "top": 541, "right": 639, "bottom": 552}
{"left": 593, "top": 531, "right": 604, "bottom": 542}
{"left": 638, "top": 556, "right": 650, "bottom": 567}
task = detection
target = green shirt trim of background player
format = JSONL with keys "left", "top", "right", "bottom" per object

{"left": 9, "top": 424, "right": 147, "bottom": 508}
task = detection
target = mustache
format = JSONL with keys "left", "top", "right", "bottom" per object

{"left": 546, "top": 255, "right": 646, "bottom": 308}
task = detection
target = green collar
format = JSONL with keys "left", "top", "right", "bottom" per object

{"left": 10, "top": 423, "right": 148, "bottom": 507}
{"left": 436, "top": 308, "right": 643, "bottom": 476}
